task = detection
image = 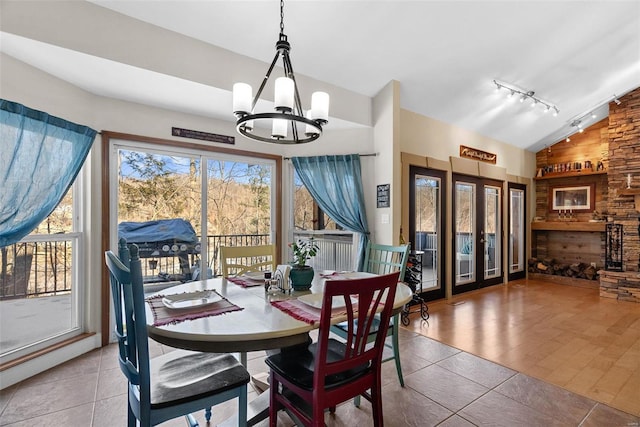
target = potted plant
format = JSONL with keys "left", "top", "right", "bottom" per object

{"left": 288, "top": 238, "right": 319, "bottom": 290}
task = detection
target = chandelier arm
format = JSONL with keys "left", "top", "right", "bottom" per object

{"left": 291, "top": 118, "right": 299, "bottom": 141}
{"left": 282, "top": 52, "right": 305, "bottom": 116}
{"left": 251, "top": 51, "right": 282, "bottom": 111}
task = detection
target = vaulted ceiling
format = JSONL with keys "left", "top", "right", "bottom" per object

{"left": 2, "top": 1, "right": 639, "bottom": 152}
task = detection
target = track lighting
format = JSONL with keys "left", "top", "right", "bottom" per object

{"left": 492, "top": 80, "right": 559, "bottom": 116}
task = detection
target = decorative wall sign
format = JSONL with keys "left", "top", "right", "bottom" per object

{"left": 460, "top": 145, "right": 497, "bottom": 164}
{"left": 172, "top": 127, "right": 235, "bottom": 145}
{"left": 377, "top": 184, "right": 390, "bottom": 208}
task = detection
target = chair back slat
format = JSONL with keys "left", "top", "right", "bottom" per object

{"left": 105, "top": 244, "right": 150, "bottom": 401}
{"left": 314, "top": 271, "right": 400, "bottom": 386}
{"left": 219, "top": 244, "right": 276, "bottom": 277}
{"left": 363, "top": 243, "right": 410, "bottom": 279}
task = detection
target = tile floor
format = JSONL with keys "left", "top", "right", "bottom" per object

{"left": 1, "top": 329, "right": 639, "bottom": 426}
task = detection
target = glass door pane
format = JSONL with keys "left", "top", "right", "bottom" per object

{"left": 205, "top": 158, "right": 274, "bottom": 274}
{"left": 509, "top": 184, "right": 526, "bottom": 280}
{"left": 409, "top": 166, "right": 445, "bottom": 301}
{"left": 414, "top": 175, "right": 440, "bottom": 292}
{"left": 118, "top": 148, "right": 203, "bottom": 286}
{"left": 455, "top": 181, "right": 475, "bottom": 286}
{"left": 484, "top": 185, "right": 501, "bottom": 280}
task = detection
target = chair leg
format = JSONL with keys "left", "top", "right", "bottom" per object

{"left": 239, "top": 384, "right": 248, "bottom": 427}
{"left": 269, "top": 373, "right": 279, "bottom": 427}
{"left": 186, "top": 413, "right": 199, "bottom": 427}
{"left": 127, "top": 403, "right": 136, "bottom": 427}
{"left": 391, "top": 314, "right": 405, "bottom": 387}
{"left": 371, "top": 380, "right": 384, "bottom": 427}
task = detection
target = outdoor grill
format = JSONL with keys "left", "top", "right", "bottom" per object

{"left": 118, "top": 219, "right": 200, "bottom": 282}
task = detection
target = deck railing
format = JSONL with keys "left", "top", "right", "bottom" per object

{"left": 0, "top": 232, "right": 360, "bottom": 298}
{"left": 0, "top": 233, "right": 275, "bottom": 298}
{"left": 292, "top": 231, "right": 355, "bottom": 272}
{"left": 0, "top": 235, "right": 78, "bottom": 300}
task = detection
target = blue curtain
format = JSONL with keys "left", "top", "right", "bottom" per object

{"left": 0, "top": 100, "right": 97, "bottom": 247}
{"left": 291, "top": 154, "right": 370, "bottom": 271}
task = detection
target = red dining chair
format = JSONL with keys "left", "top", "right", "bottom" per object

{"left": 264, "top": 271, "right": 400, "bottom": 426}
{"left": 330, "top": 243, "right": 410, "bottom": 392}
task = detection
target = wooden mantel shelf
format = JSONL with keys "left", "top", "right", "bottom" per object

{"left": 534, "top": 169, "right": 607, "bottom": 181}
{"left": 618, "top": 188, "right": 640, "bottom": 196}
{"left": 531, "top": 221, "right": 606, "bottom": 232}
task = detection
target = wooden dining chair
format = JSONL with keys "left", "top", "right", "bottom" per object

{"left": 105, "top": 241, "right": 250, "bottom": 427}
{"left": 330, "top": 242, "right": 410, "bottom": 390}
{"left": 265, "top": 271, "right": 400, "bottom": 426}
{"left": 219, "top": 244, "right": 276, "bottom": 277}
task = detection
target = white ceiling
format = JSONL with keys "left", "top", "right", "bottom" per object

{"left": 4, "top": 1, "right": 640, "bottom": 152}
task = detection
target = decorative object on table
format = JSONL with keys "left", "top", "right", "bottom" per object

{"left": 288, "top": 238, "right": 319, "bottom": 291}
{"left": 275, "top": 264, "right": 292, "bottom": 293}
{"left": 231, "top": 0, "right": 329, "bottom": 144}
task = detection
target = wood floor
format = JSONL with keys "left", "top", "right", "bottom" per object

{"left": 404, "top": 277, "right": 640, "bottom": 417}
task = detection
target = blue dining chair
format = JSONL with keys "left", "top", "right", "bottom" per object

{"left": 105, "top": 240, "right": 250, "bottom": 427}
{"left": 330, "top": 243, "right": 410, "bottom": 393}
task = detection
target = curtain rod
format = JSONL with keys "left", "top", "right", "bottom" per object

{"left": 284, "top": 153, "right": 378, "bottom": 160}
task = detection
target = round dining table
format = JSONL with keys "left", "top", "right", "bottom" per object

{"left": 145, "top": 273, "right": 413, "bottom": 354}
{"left": 144, "top": 273, "right": 413, "bottom": 426}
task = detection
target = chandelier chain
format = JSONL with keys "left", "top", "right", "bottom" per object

{"left": 280, "top": 0, "right": 285, "bottom": 34}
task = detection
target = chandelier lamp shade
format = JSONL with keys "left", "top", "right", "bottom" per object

{"left": 492, "top": 79, "right": 559, "bottom": 116}
{"left": 232, "top": 0, "right": 329, "bottom": 144}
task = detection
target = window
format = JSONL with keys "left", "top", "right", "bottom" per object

{"left": 292, "top": 170, "right": 353, "bottom": 272}
{"left": 0, "top": 174, "right": 85, "bottom": 364}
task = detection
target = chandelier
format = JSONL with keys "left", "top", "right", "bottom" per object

{"left": 232, "top": 0, "right": 329, "bottom": 144}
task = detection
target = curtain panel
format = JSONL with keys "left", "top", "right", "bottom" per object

{"left": 291, "top": 154, "right": 370, "bottom": 271}
{"left": 0, "top": 100, "right": 97, "bottom": 247}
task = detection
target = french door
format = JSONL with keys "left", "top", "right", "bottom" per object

{"left": 508, "top": 183, "right": 526, "bottom": 281}
{"left": 453, "top": 175, "right": 503, "bottom": 294}
{"left": 408, "top": 166, "right": 446, "bottom": 301}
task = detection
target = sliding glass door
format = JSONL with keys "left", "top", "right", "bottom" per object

{"left": 113, "top": 141, "right": 276, "bottom": 283}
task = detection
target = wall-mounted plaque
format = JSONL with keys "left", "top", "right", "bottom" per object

{"left": 377, "top": 184, "right": 390, "bottom": 208}
{"left": 460, "top": 145, "right": 497, "bottom": 164}
{"left": 172, "top": 127, "right": 235, "bottom": 145}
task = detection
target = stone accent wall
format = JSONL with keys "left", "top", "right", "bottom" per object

{"left": 601, "top": 87, "right": 640, "bottom": 302}
{"left": 607, "top": 87, "right": 640, "bottom": 272}
{"left": 599, "top": 270, "right": 640, "bottom": 302}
